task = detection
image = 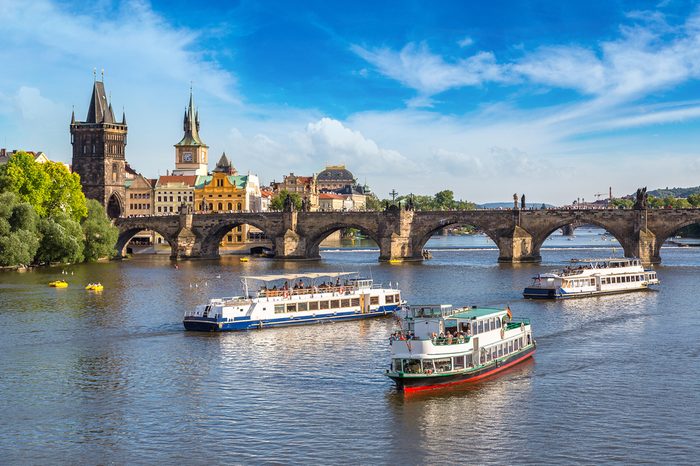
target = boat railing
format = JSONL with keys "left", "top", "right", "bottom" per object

{"left": 505, "top": 318, "right": 530, "bottom": 331}
{"left": 257, "top": 285, "right": 357, "bottom": 298}
{"left": 431, "top": 335, "right": 471, "bottom": 345}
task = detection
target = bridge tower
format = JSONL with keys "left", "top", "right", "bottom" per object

{"left": 70, "top": 77, "right": 128, "bottom": 219}
{"left": 172, "top": 88, "right": 208, "bottom": 176}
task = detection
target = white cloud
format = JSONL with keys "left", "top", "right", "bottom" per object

{"left": 457, "top": 36, "right": 474, "bottom": 48}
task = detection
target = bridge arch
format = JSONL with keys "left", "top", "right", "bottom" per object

{"left": 197, "top": 217, "right": 276, "bottom": 258}
{"left": 115, "top": 225, "right": 179, "bottom": 258}
{"left": 647, "top": 210, "right": 700, "bottom": 262}
{"left": 304, "top": 221, "right": 383, "bottom": 259}
{"left": 527, "top": 214, "right": 633, "bottom": 260}
{"left": 411, "top": 218, "right": 500, "bottom": 259}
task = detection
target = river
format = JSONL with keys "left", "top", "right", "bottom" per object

{"left": 1, "top": 228, "right": 699, "bottom": 464}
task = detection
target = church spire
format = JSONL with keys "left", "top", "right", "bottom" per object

{"left": 176, "top": 87, "right": 205, "bottom": 146}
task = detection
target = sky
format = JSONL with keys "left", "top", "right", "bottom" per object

{"left": 2, "top": 0, "right": 700, "bottom": 204}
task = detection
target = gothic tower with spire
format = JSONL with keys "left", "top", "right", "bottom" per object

{"left": 173, "top": 89, "right": 208, "bottom": 176}
{"left": 70, "top": 78, "right": 128, "bottom": 219}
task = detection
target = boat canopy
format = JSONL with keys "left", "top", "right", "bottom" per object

{"left": 241, "top": 272, "right": 357, "bottom": 282}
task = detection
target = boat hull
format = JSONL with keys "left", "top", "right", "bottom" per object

{"left": 183, "top": 306, "right": 398, "bottom": 331}
{"left": 387, "top": 344, "right": 536, "bottom": 392}
{"left": 523, "top": 286, "right": 655, "bottom": 299}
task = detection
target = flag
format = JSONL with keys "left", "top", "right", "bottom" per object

{"left": 506, "top": 306, "right": 513, "bottom": 320}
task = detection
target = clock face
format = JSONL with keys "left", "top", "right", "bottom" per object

{"left": 183, "top": 152, "right": 193, "bottom": 162}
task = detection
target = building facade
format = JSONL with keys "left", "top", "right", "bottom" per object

{"left": 172, "top": 90, "right": 208, "bottom": 177}
{"left": 70, "top": 80, "right": 128, "bottom": 218}
{"left": 155, "top": 175, "right": 196, "bottom": 214}
{"left": 272, "top": 173, "right": 319, "bottom": 210}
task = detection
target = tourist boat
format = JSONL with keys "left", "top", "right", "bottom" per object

{"left": 49, "top": 280, "right": 68, "bottom": 288}
{"left": 386, "top": 304, "right": 535, "bottom": 392}
{"left": 85, "top": 283, "right": 104, "bottom": 291}
{"left": 183, "top": 272, "right": 403, "bottom": 331}
{"left": 523, "top": 258, "right": 659, "bottom": 299}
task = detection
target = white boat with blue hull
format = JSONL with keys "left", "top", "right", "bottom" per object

{"left": 523, "top": 258, "right": 659, "bottom": 299}
{"left": 183, "top": 272, "right": 403, "bottom": 331}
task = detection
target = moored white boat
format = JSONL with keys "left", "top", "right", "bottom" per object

{"left": 386, "top": 304, "right": 535, "bottom": 392}
{"left": 183, "top": 272, "right": 403, "bottom": 331}
{"left": 523, "top": 258, "right": 659, "bottom": 299}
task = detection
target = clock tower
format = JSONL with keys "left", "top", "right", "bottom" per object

{"left": 173, "top": 89, "right": 208, "bottom": 176}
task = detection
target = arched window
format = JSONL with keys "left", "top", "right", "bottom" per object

{"left": 227, "top": 202, "right": 233, "bottom": 210}
{"left": 112, "top": 163, "right": 117, "bottom": 182}
{"left": 217, "top": 202, "right": 223, "bottom": 211}
{"left": 237, "top": 202, "right": 242, "bottom": 211}
{"left": 208, "top": 203, "right": 213, "bottom": 210}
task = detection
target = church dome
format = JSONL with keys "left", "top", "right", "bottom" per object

{"left": 317, "top": 165, "right": 354, "bottom": 182}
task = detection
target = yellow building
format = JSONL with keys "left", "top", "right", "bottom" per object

{"left": 155, "top": 175, "right": 196, "bottom": 214}
{"left": 194, "top": 168, "right": 251, "bottom": 246}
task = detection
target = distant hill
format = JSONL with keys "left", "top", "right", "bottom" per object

{"left": 645, "top": 186, "right": 700, "bottom": 198}
{"left": 478, "top": 202, "right": 555, "bottom": 209}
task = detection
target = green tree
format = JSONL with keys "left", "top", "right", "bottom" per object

{"left": 35, "top": 213, "right": 84, "bottom": 264}
{"left": 270, "top": 190, "right": 302, "bottom": 211}
{"left": 434, "top": 190, "right": 455, "bottom": 210}
{"left": 0, "top": 192, "right": 40, "bottom": 266}
{"left": 43, "top": 161, "right": 87, "bottom": 221}
{"left": 365, "top": 193, "right": 383, "bottom": 211}
{"left": 647, "top": 195, "right": 664, "bottom": 208}
{"left": 687, "top": 193, "right": 700, "bottom": 207}
{"left": 611, "top": 198, "right": 633, "bottom": 209}
{"left": 82, "top": 199, "right": 119, "bottom": 261}
{"left": 0, "top": 153, "right": 87, "bottom": 220}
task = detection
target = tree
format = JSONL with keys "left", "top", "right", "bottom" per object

{"left": 611, "top": 198, "right": 633, "bottom": 209}
{"left": 0, "top": 192, "right": 40, "bottom": 266}
{"left": 270, "top": 190, "right": 302, "bottom": 211}
{"left": 365, "top": 193, "right": 383, "bottom": 211}
{"left": 0, "top": 152, "right": 86, "bottom": 220}
{"left": 687, "top": 193, "right": 700, "bottom": 207}
{"left": 82, "top": 199, "right": 119, "bottom": 261}
{"left": 434, "top": 190, "right": 455, "bottom": 210}
{"left": 647, "top": 196, "right": 664, "bottom": 208}
{"left": 35, "top": 213, "right": 84, "bottom": 264}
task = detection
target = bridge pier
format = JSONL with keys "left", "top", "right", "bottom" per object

{"left": 634, "top": 228, "right": 660, "bottom": 265}
{"left": 561, "top": 224, "right": 575, "bottom": 236}
{"left": 497, "top": 225, "right": 540, "bottom": 263}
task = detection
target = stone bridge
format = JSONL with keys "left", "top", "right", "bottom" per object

{"left": 114, "top": 207, "right": 700, "bottom": 264}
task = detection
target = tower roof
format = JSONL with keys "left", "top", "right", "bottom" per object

{"left": 176, "top": 89, "right": 206, "bottom": 147}
{"left": 213, "top": 152, "right": 236, "bottom": 174}
{"left": 85, "top": 81, "right": 116, "bottom": 124}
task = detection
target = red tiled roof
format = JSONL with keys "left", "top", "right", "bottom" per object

{"left": 157, "top": 175, "right": 196, "bottom": 187}
{"left": 319, "top": 193, "right": 346, "bottom": 200}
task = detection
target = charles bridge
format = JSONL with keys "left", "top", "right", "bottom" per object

{"left": 114, "top": 206, "right": 700, "bottom": 264}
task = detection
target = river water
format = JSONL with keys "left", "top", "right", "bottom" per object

{"left": 1, "top": 229, "right": 699, "bottom": 464}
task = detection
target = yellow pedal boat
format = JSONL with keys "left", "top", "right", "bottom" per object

{"left": 239, "top": 257, "right": 249, "bottom": 262}
{"left": 85, "top": 283, "right": 104, "bottom": 291}
{"left": 49, "top": 280, "right": 68, "bottom": 288}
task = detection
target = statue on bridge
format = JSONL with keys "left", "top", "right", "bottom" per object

{"left": 283, "top": 194, "right": 296, "bottom": 212}
{"left": 513, "top": 193, "right": 519, "bottom": 210}
{"left": 634, "top": 187, "right": 648, "bottom": 210}
{"left": 521, "top": 194, "right": 526, "bottom": 210}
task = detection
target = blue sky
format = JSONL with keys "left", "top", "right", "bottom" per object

{"left": 2, "top": 0, "right": 700, "bottom": 204}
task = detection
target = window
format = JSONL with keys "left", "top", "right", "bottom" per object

{"left": 227, "top": 202, "right": 233, "bottom": 210}
{"left": 351, "top": 298, "right": 360, "bottom": 307}
{"left": 495, "top": 318, "right": 501, "bottom": 328}
{"left": 477, "top": 321, "right": 484, "bottom": 334}
{"left": 227, "top": 235, "right": 233, "bottom": 242}
{"left": 370, "top": 296, "right": 379, "bottom": 305}
{"left": 298, "top": 302, "right": 308, "bottom": 312}
{"left": 309, "top": 301, "right": 319, "bottom": 311}
{"left": 286, "top": 303, "right": 297, "bottom": 313}
{"left": 274, "top": 304, "right": 285, "bottom": 314}
{"left": 453, "top": 355, "right": 465, "bottom": 370}
{"left": 341, "top": 299, "right": 350, "bottom": 308}
{"left": 386, "top": 295, "right": 394, "bottom": 304}
{"left": 319, "top": 301, "right": 329, "bottom": 310}
{"left": 237, "top": 226, "right": 242, "bottom": 232}
{"left": 237, "top": 202, "right": 242, "bottom": 211}
{"left": 218, "top": 202, "right": 223, "bottom": 210}
{"left": 433, "top": 358, "right": 452, "bottom": 373}
{"left": 236, "top": 235, "right": 242, "bottom": 242}
{"left": 331, "top": 300, "right": 340, "bottom": 309}
{"left": 394, "top": 294, "right": 401, "bottom": 303}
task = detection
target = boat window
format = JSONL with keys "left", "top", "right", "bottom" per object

{"left": 402, "top": 359, "right": 421, "bottom": 374}
{"left": 514, "top": 339, "right": 520, "bottom": 350}
{"left": 485, "top": 319, "right": 491, "bottom": 332}
{"left": 498, "top": 345, "right": 503, "bottom": 357}
{"left": 394, "top": 294, "right": 401, "bottom": 302}
{"left": 319, "top": 300, "right": 329, "bottom": 310}
{"left": 309, "top": 301, "right": 319, "bottom": 311}
{"left": 341, "top": 299, "right": 350, "bottom": 308}
{"left": 453, "top": 355, "right": 465, "bottom": 370}
{"left": 274, "top": 304, "right": 285, "bottom": 314}
{"left": 286, "top": 303, "right": 297, "bottom": 313}
{"left": 298, "top": 302, "right": 308, "bottom": 312}
{"left": 392, "top": 359, "right": 402, "bottom": 372}
{"left": 495, "top": 318, "right": 501, "bottom": 328}
{"left": 491, "top": 347, "right": 497, "bottom": 360}
{"left": 477, "top": 320, "right": 484, "bottom": 334}
{"left": 351, "top": 298, "right": 360, "bottom": 306}
{"left": 331, "top": 299, "right": 340, "bottom": 309}
{"left": 422, "top": 360, "right": 435, "bottom": 372}
{"left": 370, "top": 296, "right": 379, "bottom": 305}
{"left": 386, "top": 295, "right": 394, "bottom": 304}
{"left": 433, "top": 358, "right": 452, "bottom": 373}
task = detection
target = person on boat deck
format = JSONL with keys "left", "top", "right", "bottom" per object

{"left": 283, "top": 281, "right": 289, "bottom": 290}
{"left": 335, "top": 278, "right": 341, "bottom": 286}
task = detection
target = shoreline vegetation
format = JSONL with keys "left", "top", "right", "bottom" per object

{"left": 0, "top": 152, "right": 118, "bottom": 269}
